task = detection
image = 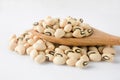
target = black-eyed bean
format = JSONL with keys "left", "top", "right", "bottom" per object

{"left": 55, "top": 48, "right": 64, "bottom": 54}
{"left": 26, "top": 46, "right": 34, "bottom": 55}
{"left": 64, "top": 24, "right": 72, "bottom": 32}
{"left": 84, "top": 28, "right": 93, "bottom": 36}
{"left": 88, "top": 46, "right": 98, "bottom": 52}
{"left": 30, "top": 49, "right": 38, "bottom": 59}
{"left": 64, "top": 32, "right": 73, "bottom": 38}
{"left": 15, "top": 44, "right": 26, "bottom": 55}
{"left": 34, "top": 54, "right": 46, "bottom": 64}
{"left": 75, "top": 55, "right": 89, "bottom": 68}
{"left": 27, "top": 38, "right": 35, "bottom": 45}
{"left": 35, "top": 25, "right": 45, "bottom": 33}
{"left": 66, "top": 58, "right": 78, "bottom": 66}
{"left": 54, "top": 29, "right": 65, "bottom": 38}
{"left": 72, "top": 29, "right": 85, "bottom": 38}
{"left": 44, "top": 28, "right": 55, "bottom": 36}
{"left": 60, "top": 19, "right": 67, "bottom": 27}
{"left": 44, "top": 16, "right": 55, "bottom": 26}
{"left": 53, "top": 56, "right": 66, "bottom": 65}
{"left": 72, "top": 47, "right": 82, "bottom": 53}
{"left": 53, "top": 24, "right": 59, "bottom": 30}
{"left": 59, "top": 45, "right": 70, "bottom": 51}
{"left": 87, "top": 51, "right": 101, "bottom": 61}
{"left": 102, "top": 46, "right": 115, "bottom": 55}
{"left": 46, "top": 42, "right": 55, "bottom": 50}
{"left": 33, "top": 40, "right": 46, "bottom": 50}
{"left": 9, "top": 39, "right": 17, "bottom": 51}
{"left": 102, "top": 53, "right": 114, "bottom": 62}
{"left": 67, "top": 52, "right": 81, "bottom": 59}
{"left": 45, "top": 54, "right": 54, "bottom": 61}
{"left": 9, "top": 34, "right": 17, "bottom": 41}
{"left": 65, "top": 49, "right": 74, "bottom": 55}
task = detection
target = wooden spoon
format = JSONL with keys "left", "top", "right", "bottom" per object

{"left": 30, "top": 28, "right": 120, "bottom": 46}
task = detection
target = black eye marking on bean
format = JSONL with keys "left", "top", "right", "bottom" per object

{"left": 75, "top": 49, "right": 81, "bottom": 53}
{"left": 74, "top": 28, "right": 81, "bottom": 31}
{"left": 88, "top": 51, "right": 96, "bottom": 55}
{"left": 102, "top": 56, "right": 110, "bottom": 60}
{"left": 45, "top": 56, "right": 49, "bottom": 61}
{"left": 45, "top": 32, "right": 52, "bottom": 36}
{"left": 80, "top": 31, "right": 85, "bottom": 35}
{"left": 25, "top": 38, "right": 30, "bottom": 41}
{"left": 49, "top": 51, "right": 55, "bottom": 55}
{"left": 46, "top": 25, "right": 51, "bottom": 28}
{"left": 23, "top": 33, "right": 28, "bottom": 37}
{"left": 65, "top": 50, "right": 74, "bottom": 55}
{"left": 33, "top": 22, "right": 39, "bottom": 26}
{"left": 67, "top": 21, "right": 71, "bottom": 24}
{"left": 55, "top": 53, "right": 63, "bottom": 57}
{"left": 17, "top": 37, "right": 23, "bottom": 41}
{"left": 79, "top": 18, "right": 83, "bottom": 23}
{"left": 83, "top": 61, "right": 88, "bottom": 66}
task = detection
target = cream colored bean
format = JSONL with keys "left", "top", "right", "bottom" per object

{"left": 60, "top": 19, "right": 67, "bottom": 27}
{"left": 45, "top": 54, "right": 54, "bottom": 61}
{"left": 64, "top": 32, "right": 73, "bottom": 38}
{"left": 30, "top": 49, "right": 38, "bottom": 59}
{"left": 88, "top": 46, "right": 98, "bottom": 52}
{"left": 59, "top": 45, "right": 70, "bottom": 51}
{"left": 103, "top": 46, "right": 115, "bottom": 55}
{"left": 72, "top": 29, "right": 85, "bottom": 38}
{"left": 53, "top": 56, "right": 66, "bottom": 65}
{"left": 24, "top": 43, "right": 30, "bottom": 49}
{"left": 84, "top": 28, "right": 93, "bottom": 36}
{"left": 9, "top": 39, "right": 17, "bottom": 51}
{"left": 53, "top": 24, "right": 59, "bottom": 30}
{"left": 102, "top": 53, "right": 114, "bottom": 62}
{"left": 44, "top": 28, "right": 55, "bottom": 36}
{"left": 45, "top": 17, "right": 55, "bottom": 26}
{"left": 54, "top": 29, "right": 65, "bottom": 38}
{"left": 33, "top": 40, "right": 46, "bottom": 50}
{"left": 64, "top": 24, "right": 72, "bottom": 32}
{"left": 46, "top": 42, "right": 55, "bottom": 50}
{"left": 66, "top": 58, "right": 77, "bottom": 66}
{"left": 33, "top": 36, "right": 39, "bottom": 42}
{"left": 34, "top": 54, "right": 46, "bottom": 64}
{"left": 9, "top": 34, "right": 17, "bottom": 41}
{"left": 55, "top": 48, "right": 64, "bottom": 54}
{"left": 27, "top": 39, "right": 35, "bottom": 45}
{"left": 45, "top": 49, "right": 55, "bottom": 55}
{"left": 67, "top": 52, "right": 81, "bottom": 59}
{"left": 88, "top": 51, "right": 101, "bottom": 61}
{"left": 80, "top": 23, "right": 91, "bottom": 29}
{"left": 75, "top": 55, "right": 89, "bottom": 68}
{"left": 36, "top": 25, "right": 45, "bottom": 33}
{"left": 15, "top": 44, "right": 26, "bottom": 55}
{"left": 26, "top": 46, "right": 33, "bottom": 55}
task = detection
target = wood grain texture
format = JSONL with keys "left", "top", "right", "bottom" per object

{"left": 30, "top": 28, "right": 120, "bottom": 46}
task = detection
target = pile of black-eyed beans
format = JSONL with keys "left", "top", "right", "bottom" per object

{"left": 9, "top": 30, "right": 115, "bottom": 69}
{"left": 33, "top": 16, "right": 93, "bottom": 38}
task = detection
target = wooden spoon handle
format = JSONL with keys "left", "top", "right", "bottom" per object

{"left": 30, "top": 28, "right": 120, "bottom": 46}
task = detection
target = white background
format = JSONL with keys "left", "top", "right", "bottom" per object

{"left": 0, "top": 0, "right": 120, "bottom": 80}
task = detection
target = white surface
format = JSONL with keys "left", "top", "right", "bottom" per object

{"left": 0, "top": 0, "right": 120, "bottom": 80}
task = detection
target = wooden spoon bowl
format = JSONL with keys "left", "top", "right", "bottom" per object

{"left": 30, "top": 28, "right": 120, "bottom": 46}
